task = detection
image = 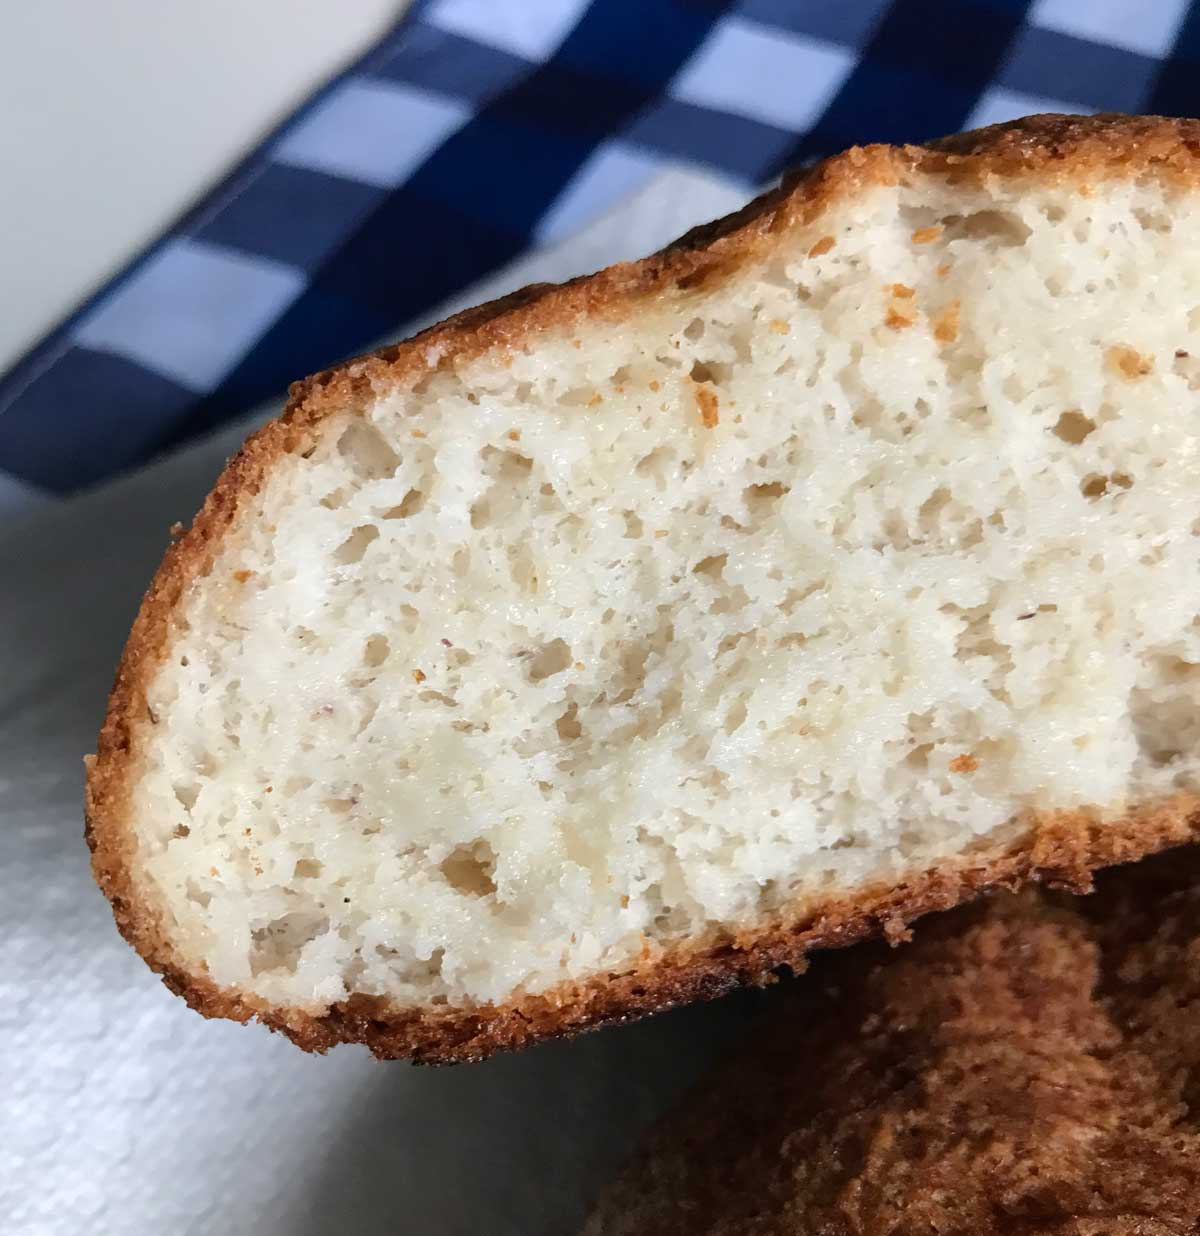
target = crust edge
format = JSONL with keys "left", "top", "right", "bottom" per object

{"left": 85, "top": 113, "right": 1200, "bottom": 1063}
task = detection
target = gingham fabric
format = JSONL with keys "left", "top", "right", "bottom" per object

{"left": 2, "top": 0, "right": 1197, "bottom": 521}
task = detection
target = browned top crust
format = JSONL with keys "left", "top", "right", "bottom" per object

{"left": 85, "top": 114, "right": 1200, "bottom": 1063}
{"left": 584, "top": 846, "right": 1200, "bottom": 1236}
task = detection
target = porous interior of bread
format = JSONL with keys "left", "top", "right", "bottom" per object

{"left": 131, "top": 168, "right": 1200, "bottom": 1014}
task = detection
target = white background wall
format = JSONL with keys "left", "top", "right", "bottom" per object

{"left": 0, "top": 1, "right": 408, "bottom": 370}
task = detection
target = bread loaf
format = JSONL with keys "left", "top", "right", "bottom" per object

{"left": 87, "top": 115, "right": 1200, "bottom": 1061}
{"left": 583, "top": 847, "right": 1200, "bottom": 1235}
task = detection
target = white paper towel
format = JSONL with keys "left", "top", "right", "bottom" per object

{"left": 1, "top": 168, "right": 768, "bottom": 1236}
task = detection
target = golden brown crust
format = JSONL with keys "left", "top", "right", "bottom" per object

{"left": 583, "top": 846, "right": 1200, "bottom": 1236}
{"left": 85, "top": 113, "right": 1200, "bottom": 1063}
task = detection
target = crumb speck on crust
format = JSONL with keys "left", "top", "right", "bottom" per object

{"left": 1107, "top": 344, "right": 1154, "bottom": 379}
{"left": 933, "top": 299, "right": 961, "bottom": 344}
{"left": 694, "top": 384, "right": 719, "bottom": 428}
{"left": 885, "top": 283, "right": 918, "bottom": 329}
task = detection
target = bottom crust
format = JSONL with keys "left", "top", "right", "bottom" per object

{"left": 582, "top": 836, "right": 1200, "bottom": 1235}
{"left": 126, "top": 796, "right": 1200, "bottom": 1063}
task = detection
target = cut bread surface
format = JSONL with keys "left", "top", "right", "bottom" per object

{"left": 88, "top": 115, "right": 1200, "bottom": 1060}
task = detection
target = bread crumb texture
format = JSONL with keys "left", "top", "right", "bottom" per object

{"left": 583, "top": 846, "right": 1200, "bottom": 1235}
{"left": 91, "top": 117, "right": 1200, "bottom": 1046}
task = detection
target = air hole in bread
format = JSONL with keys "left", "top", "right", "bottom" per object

{"left": 174, "top": 783, "right": 199, "bottom": 811}
{"left": 690, "top": 360, "right": 732, "bottom": 386}
{"left": 508, "top": 554, "right": 537, "bottom": 595}
{"left": 556, "top": 703, "right": 582, "bottom": 742}
{"left": 1082, "top": 473, "right": 1133, "bottom": 500}
{"left": 635, "top": 446, "right": 677, "bottom": 487}
{"left": 472, "top": 449, "right": 534, "bottom": 529}
{"left": 528, "top": 639, "right": 571, "bottom": 682}
{"left": 1173, "top": 350, "right": 1200, "bottom": 389}
{"left": 1052, "top": 410, "right": 1096, "bottom": 444}
{"left": 711, "top": 587, "right": 750, "bottom": 616}
{"left": 1134, "top": 206, "right": 1173, "bottom": 233}
{"left": 383, "top": 490, "right": 425, "bottom": 519}
{"left": 334, "top": 525, "right": 379, "bottom": 565}
{"left": 336, "top": 421, "right": 400, "bottom": 480}
{"left": 185, "top": 880, "right": 211, "bottom": 908}
{"left": 744, "top": 482, "right": 789, "bottom": 516}
{"left": 441, "top": 843, "right": 497, "bottom": 897}
{"left": 559, "top": 386, "right": 599, "bottom": 407}
{"left": 612, "top": 641, "right": 652, "bottom": 704}
{"left": 940, "top": 209, "right": 1031, "bottom": 246}
{"left": 250, "top": 910, "right": 329, "bottom": 976}
{"left": 693, "top": 553, "right": 727, "bottom": 580}
{"left": 354, "top": 698, "right": 379, "bottom": 737}
{"left": 363, "top": 635, "right": 389, "bottom": 668}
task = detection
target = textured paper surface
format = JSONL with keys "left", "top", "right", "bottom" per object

{"left": 1, "top": 169, "right": 757, "bottom": 1236}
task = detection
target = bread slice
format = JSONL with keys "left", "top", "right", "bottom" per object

{"left": 87, "top": 114, "right": 1200, "bottom": 1062}
{"left": 582, "top": 847, "right": 1200, "bottom": 1235}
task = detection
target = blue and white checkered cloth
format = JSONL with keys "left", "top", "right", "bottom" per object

{"left": 2, "top": 0, "right": 1197, "bottom": 521}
